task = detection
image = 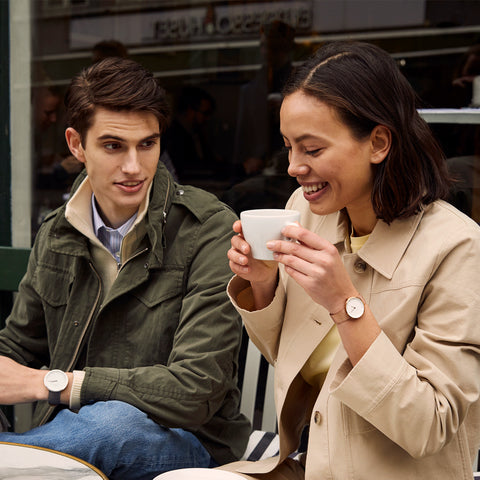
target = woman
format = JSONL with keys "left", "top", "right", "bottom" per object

{"left": 158, "top": 41, "right": 480, "bottom": 479}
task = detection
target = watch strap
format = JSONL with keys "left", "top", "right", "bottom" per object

{"left": 48, "top": 390, "right": 62, "bottom": 406}
{"left": 330, "top": 308, "right": 351, "bottom": 325}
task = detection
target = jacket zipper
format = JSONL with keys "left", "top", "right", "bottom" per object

{"left": 38, "top": 262, "right": 103, "bottom": 426}
{"left": 116, "top": 177, "right": 171, "bottom": 274}
{"left": 117, "top": 247, "right": 149, "bottom": 274}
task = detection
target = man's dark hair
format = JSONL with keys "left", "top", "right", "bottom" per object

{"left": 283, "top": 41, "right": 452, "bottom": 223}
{"left": 65, "top": 57, "right": 170, "bottom": 144}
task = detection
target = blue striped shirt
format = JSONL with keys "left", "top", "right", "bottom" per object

{"left": 91, "top": 195, "right": 137, "bottom": 263}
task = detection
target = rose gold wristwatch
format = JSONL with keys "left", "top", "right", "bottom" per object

{"left": 330, "top": 295, "right": 365, "bottom": 324}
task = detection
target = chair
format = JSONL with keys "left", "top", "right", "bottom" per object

{"left": 237, "top": 331, "right": 279, "bottom": 461}
{"left": 238, "top": 335, "right": 276, "bottom": 432}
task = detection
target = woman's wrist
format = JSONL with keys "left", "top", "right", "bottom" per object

{"left": 251, "top": 271, "right": 279, "bottom": 310}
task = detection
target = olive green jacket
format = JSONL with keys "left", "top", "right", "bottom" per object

{"left": 0, "top": 163, "right": 250, "bottom": 464}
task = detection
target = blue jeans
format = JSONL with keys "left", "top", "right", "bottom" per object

{"left": 0, "top": 400, "right": 215, "bottom": 480}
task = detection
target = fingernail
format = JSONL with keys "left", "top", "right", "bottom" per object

{"left": 266, "top": 241, "right": 274, "bottom": 249}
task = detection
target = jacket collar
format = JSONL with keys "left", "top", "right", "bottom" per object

{"left": 358, "top": 209, "right": 424, "bottom": 279}
{"left": 47, "top": 162, "right": 175, "bottom": 267}
{"left": 302, "top": 204, "right": 425, "bottom": 280}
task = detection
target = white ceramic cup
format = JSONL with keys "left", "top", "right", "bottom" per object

{"left": 240, "top": 209, "right": 301, "bottom": 261}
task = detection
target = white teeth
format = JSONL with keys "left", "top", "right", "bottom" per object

{"left": 123, "top": 182, "right": 140, "bottom": 186}
{"left": 302, "top": 183, "right": 327, "bottom": 193}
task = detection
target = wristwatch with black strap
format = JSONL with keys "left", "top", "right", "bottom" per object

{"left": 43, "top": 369, "right": 69, "bottom": 406}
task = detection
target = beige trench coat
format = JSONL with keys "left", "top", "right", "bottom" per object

{"left": 228, "top": 188, "right": 480, "bottom": 480}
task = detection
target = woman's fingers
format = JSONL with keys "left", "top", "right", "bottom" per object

{"left": 232, "top": 219, "right": 243, "bottom": 234}
{"left": 267, "top": 224, "right": 336, "bottom": 266}
{"left": 264, "top": 224, "right": 355, "bottom": 312}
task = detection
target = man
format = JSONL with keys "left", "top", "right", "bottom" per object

{"left": 0, "top": 57, "right": 250, "bottom": 479}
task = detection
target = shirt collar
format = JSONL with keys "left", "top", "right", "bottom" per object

{"left": 91, "top": 194, "right": 138, "bottom": 238}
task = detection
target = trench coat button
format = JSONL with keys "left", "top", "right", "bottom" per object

{"left": 176, "top": 189, "right": 184, "bottom": 195}
{"left": 314, "top": 411, "right": 322, "bottom": 425}
{"left": 144, "top": 263, "right": 149, "bottom": 269}
{"left": 354, "top": 261, "right": 367, "bottom": 273}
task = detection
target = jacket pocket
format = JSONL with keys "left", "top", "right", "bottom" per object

{"left": 33, "top": 265, "right": 73, "bottom": 307}
{"left": 132, "top": 267, "right": 184, "bottom": 307}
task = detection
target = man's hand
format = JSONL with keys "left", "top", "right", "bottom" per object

{"left": 0, "top": 357, "right": 72, "bottom": 405}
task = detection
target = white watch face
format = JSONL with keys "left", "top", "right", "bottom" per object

{"left": 346, "top": 297, "right": 365, "bottom": 319}
{"left": 44, "top": 369, "right": 68, "bottom": 392}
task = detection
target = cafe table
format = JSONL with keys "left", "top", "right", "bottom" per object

{"left": 0, "top": 441, "right": 108, "bottom": 479}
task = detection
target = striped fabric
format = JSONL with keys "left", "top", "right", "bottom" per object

{"left": 0, "top": 409, "right": 10, "bottom": 432}
{"left": 241, "top": 431, "right": 279, "bottom": 461}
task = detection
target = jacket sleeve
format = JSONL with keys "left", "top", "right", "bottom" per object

{"left": 330, "top": 228, "right": 480, "bottom": 458}
{"left": 80, "top": 206, "right": 245, "bottom": 429}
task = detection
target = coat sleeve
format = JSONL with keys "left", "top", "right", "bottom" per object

{"left": 80, "top": 206, "right": 246, "bottom": 429}
{"left": 330, "top": 227, "right": 480, "bottom": 458}
{"left": 227, "top": 274, "right": 286, "bottom": 366}
{"left": 224, "top": 188, "right": 303, "bottom": 364}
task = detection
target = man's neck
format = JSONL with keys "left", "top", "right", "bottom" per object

{"left": 93, "top": 197, "right": 136, "bottom": 230}
{"left": 91, "top": 195, "right": 138, "bottom": 235}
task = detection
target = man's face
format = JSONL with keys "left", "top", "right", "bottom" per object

{"left": 66, "top": 107, "right": 160, "bottom": 228}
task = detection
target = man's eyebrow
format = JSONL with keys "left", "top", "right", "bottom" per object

{"left": 142, "top": 133, "right": 161, "bottom": 141}
{"left": 97, "top": 133, "right": 161, "bottom": 142}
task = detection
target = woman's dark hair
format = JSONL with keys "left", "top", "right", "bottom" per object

{"left": 65, "top": 57, "right": 170, "bottom": 145}
{"left": 283, "top": 41, "right": 452, "bottom": 223}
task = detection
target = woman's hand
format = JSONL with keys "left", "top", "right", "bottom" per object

{"left": 228, "top": 221, "right": 278, "bottom": 283}
{"left": 228, "top": 220, "right": 279, "bottom": 309}
{"left": 267, "top": 223, "right": 357, "bottom": 314}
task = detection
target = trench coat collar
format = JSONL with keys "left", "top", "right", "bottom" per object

{"left": 307, "top": 206, "right": 425, "bottom": 280}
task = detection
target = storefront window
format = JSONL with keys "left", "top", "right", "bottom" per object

{"left": 7, "top": 0, "right": 480, "bottom": 244}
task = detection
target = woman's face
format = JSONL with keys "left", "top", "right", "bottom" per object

{"left": 280, "top": 91, "right": 385, "bottom": 233}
